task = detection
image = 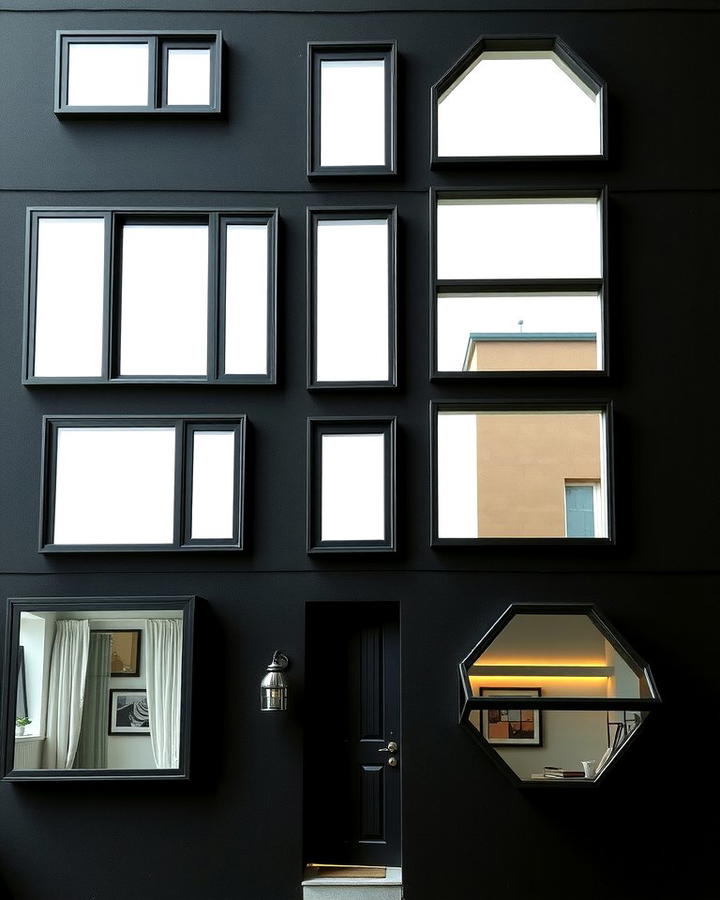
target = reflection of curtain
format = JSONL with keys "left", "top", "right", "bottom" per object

{"left": 42, "top": 620, "right": 90, "bottom": 769}
{"left": 75, "top": 633, "right": 111, "bottom": 769}
{"left": 145, "top": 619, "right": 183, "bottom": 769}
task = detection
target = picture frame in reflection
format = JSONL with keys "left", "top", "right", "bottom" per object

{"left": 480, "top": 687, "right": 542, "bottom": 746}
{"left": 92, "top": 629, "right": 141, "bottom": 676}
{"left": 108, "top": 689, "right": 151, "bottom": 735}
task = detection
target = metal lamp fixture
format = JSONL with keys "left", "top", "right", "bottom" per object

{"left": 260, "top": 651, "right": 289, "bottom": 712}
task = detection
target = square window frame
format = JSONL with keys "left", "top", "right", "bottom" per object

{"left": 22, "top": 207, "right": 278, "bottom": 385}
{"left": 430, "top": 35, "right": 608, "bottom": 167}
{"left": 39, "top": 415, "right": 246, "bottom": 553}
{"left": 307, "top": 206, "right": 398, "bottom": 389}
{"left": 430, "top": 400, "right": 615, "bottom": 548}
{"left": 55, "top": 31, "right": 223, "bottom": 115}
{"left": 307, "top": 41, "right": 397, "bottom": 178}
{"left": 307, "top": 417, "right": 397, "bottom": 554}
{"left": 1, "top": 595, "right": 196, "bottom": 782}
{"left": 429, "top": 188, "right": 609, "bottom": 381}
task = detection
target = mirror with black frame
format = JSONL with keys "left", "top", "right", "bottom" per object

{"left": 3, "top": 597, "right": 194, "bottom": 781}
{"left": 459, "top": 607, "right": 660, "bottom": 784}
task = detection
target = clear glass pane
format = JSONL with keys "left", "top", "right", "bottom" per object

{"left": 437, "top": 410, "right": 608, "bottom": 538}
{"left": 438, "top": 51, "right": 602, "bottom": 158}
{"left": 316, "top": 220, "right": 389, "bottom": 383}
{"left": 437, "top": 197, "right": 602, "bottom": 280}
{"left": 190, "top": 431, "right": 236, "bottom": 539}
{"left": 470, "top": 614, "right": 652, "bottom": 699}
{"left": 33, "top": 218, "right": 106, "bottom": 377}
{"left": 468, "top": 708, "right": 648, "bottom": 782}
{"left": 167, "top": 48, "right": 211, "bottom": 106}
{"left": 52, "top": 427, "right": 176, "bottom": 545}
{"left": 119, "top": 224, "right": 209, "bottom": 377}
{"left": 320, "top": 59, "right": 386, "bottom": 166}
{"left": 67, "top": 42, "right": 150, "bottom": 107}
{"left": 321, "top": 433, "right": 385, "bottom": 541}
{"left": 224, "top": 224, "right": 269, "bottom": 376}
{"left": 436, "top": 292, "right": 602, "bottom": 372}
{"left": 14, "top": 609, "right": 184, "bottom": 771}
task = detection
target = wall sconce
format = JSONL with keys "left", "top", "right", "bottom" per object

{"left": 260, "top": 651, "right": 289, "bottom": 712}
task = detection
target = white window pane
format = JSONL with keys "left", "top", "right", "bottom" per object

{"left": 53, "top": 428, "right": 176, "bottom": 545}
{"left": 119, "top": 225, "right": 209, "bottom": 376}
{"left": 437, "top": 413, "right": 478, "bottom": 538}
{"left": 167, "top": 48, "right": 211, "bottom": 106}
{"left": 437, "top": 293, "right": 602, "bottom": 372}
{"left": 438, "top": 52, "right": 602, "bottom": 158}
{"left": 321, "top": 434, "right": 385, "bottom": 541}
{"left": 437, "top": 198, "right": 602, "bottom": 280}
{"left": 190, "top": 431, "right": 236, "bottom": 539}
{"left": 320, "top": 60, "right": 385, "bottom": 166}
{"left": 34, "top": 218, "right": 106, "bottom": 377}
{"left": 224, "top": 224, "right": 269, "bottom": 375}
{"left": 316, "top": 220, "right": 389, "bottom": 382}
{"left": 67, "top": 43, "right": 149, "bottom": 107}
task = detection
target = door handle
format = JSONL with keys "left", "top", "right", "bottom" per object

{"left": 378, "top": 741, "right": 398, "bottom": 753}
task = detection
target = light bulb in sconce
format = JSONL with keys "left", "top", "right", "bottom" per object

{"left": 260, "top": 650, "right": 290, "bottom": 712}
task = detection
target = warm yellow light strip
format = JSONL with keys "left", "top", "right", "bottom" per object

{"left": 470, "top": 675, "right": 609, "bottom": 686}
{"left": 469, "top": 665, "right": 612, "bottom": 677}
{"left": 472, "top": 659, "right": 607, "bottom": 667}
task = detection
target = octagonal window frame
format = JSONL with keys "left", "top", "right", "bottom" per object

{"left": 458, "top": 603, "right": 661, "bottom": 788}
{"left": 431, "top": 35, "right": 607, "bottom": 166}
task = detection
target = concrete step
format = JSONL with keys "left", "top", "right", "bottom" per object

{"left": 301, "top": 867, "right": 402, "bottom": 900}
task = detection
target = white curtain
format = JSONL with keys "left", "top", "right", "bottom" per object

{"left": 75, "top": 632, "right": 112, "bottom": 769}
{"left": 42, "top": 619, "right": 90, "bottom": 769}
{"left": 145, "top": 618, "right": 183, "bottom": 769}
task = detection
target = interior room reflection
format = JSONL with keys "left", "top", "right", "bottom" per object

{"left": 13, "top": 609, "right": 184, "bottom": 771}
{"left": 436, "top": 292, "right": 602, "bottom": 373}
{"left": 467, "top": 613, "right": 654, "bottom": 781}
{"left": 437, "top": 409, "right": 608, "bottom": 538}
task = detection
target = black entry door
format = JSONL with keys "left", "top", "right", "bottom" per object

{"left": 305, "top": 602, "right": 401, "bottom": 867}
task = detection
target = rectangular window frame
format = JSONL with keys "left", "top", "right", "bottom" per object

{"left": 429, "top": 188, "right": 608, "bottom": 381}
{"left": 307, "top": 207, "right": 397, "bottom": 389}
{"left": 564, "top": 480, "right": 604, "bottom": 538}
{"left": 40, "top": 415, "right": 246, "bottom": 553}
{"left": 55, "top": 31, "right": 222, "bottom": 115}
{"left": 23, "top": 207, "right": 277, "bottom": 385}
{"left": 1, "top": 596, "right": 195, "bottom": 782}
{"left": 307, "top": 41, "right": 397, "bottom": 178}
{"left": 430, "top": 400, "right": 615, "bottom": 548}
{"left": 307, "top": 417, "right": 397, "bottom": 554}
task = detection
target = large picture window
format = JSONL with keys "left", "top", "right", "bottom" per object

{"left": 55, "top": 31, "right": 222, "bottom": 114}
{"left": 24, "top": 208, "right": 277, "bottom": 384}
{"left": 430, "top": 190, "right": 607, "bottom": 379}
{"left": 40, "top": 416, "right": 245, "bottom": 552}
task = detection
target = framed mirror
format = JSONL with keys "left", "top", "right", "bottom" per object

{"left": 432, "top": 401, "right": 613, "bottom": 545}
{"left": 1, "top": 597, "right": 195, "bottom": 781}
{"left": 458, "top": 604, "right": 660, "bottom": 786}
{"left": 307, "top": 417, "right": 396, "bottom": 552}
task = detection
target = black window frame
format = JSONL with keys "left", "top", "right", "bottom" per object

{"left": 1, "top": 596, "right": 196, "bottom": 782}
{"left": 307, "top": 206, "right": 398, "bottom": 389}
{"left": 55, "top": 31, "right": 223, "bottom": 115}
{"left": 307, "top": 41, "right": 397, "bottom": 178}
{"left": 39, "top": 415, "right": 246, "bottom": 553}
{"left": 457, "top": 603, "right": 660, "bottom": 788}
{"left": 429, "top": 188, "right": 608, "bottom": 381}
{"left": 307, "top": 417, "right": 397, "bottom": 554}
{"left": 430, "top": 400, "right": 615, "bottom": 547}
{"left": 23, "top": 207, "right": 278, "bottom": 385}
{"left": 430, "top": 35, "right": 608, "bottom": 166}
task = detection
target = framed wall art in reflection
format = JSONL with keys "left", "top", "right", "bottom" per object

{"left": 109, "top": 689, "right": 151, "bottom": 735}
{"left": 480, "top": 688, "right": 542, "bottom": 746}
{"left": 92, "top": 629, "right": 141, "bottom": 676}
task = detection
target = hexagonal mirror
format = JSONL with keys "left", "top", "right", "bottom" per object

{"left": 459, "top": 605, "right": 660, "bottom": 786}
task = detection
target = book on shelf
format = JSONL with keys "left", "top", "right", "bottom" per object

{"left": 542, "top": 767, "right": 586, "bottom": 779}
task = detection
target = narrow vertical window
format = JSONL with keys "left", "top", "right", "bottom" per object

{"left": 308, "top": 42, "right": 397, "bottom": 176}
{"left": 166, "top": 48, "right": 212, "bottom": 106}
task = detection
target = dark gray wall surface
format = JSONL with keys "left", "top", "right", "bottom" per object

{"left": 0, "top": 4, "right": 716, "bottom": 900}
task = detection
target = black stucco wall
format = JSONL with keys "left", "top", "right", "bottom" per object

{"left": 0, "top": 3, "right": 716, "bottom": 899}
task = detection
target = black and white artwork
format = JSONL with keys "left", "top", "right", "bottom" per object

{"left": 108, "top": 689, "right": 151, "bottom": 735}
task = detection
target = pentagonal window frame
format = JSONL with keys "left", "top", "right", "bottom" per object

{"left": 458, "top": 604, "right": 661, "bottom": 788}
{"left": 431, "top": 36, "right": 608, "bottom": 166}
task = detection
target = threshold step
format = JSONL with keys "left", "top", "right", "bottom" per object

{"left": 302, "top": 866, "right": 402, "bottom": 900}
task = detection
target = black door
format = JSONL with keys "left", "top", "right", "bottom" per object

{"left": 305, "top": 602, "right": 401, "bottom": 867}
